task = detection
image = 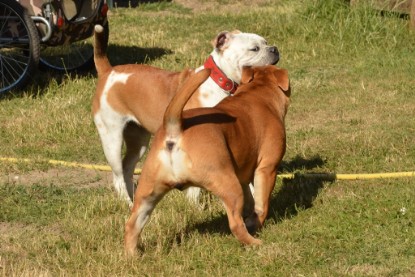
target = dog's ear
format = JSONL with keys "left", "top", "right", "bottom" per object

{"left": 275, "top": 68, "right": 290, "bottom": 96}
{"left": 241, "top": 66, "right": 254, "bottom": 84}
{"left": 212, "top": 31, "right": 231, "bottom": 50}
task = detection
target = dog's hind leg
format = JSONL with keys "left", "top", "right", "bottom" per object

{"left": 207, "top": 175, "right": 261, "bottom": 246}
{"left": 242, "top": 182, "right": 255, "bottom": 218}
{"left": 94, "top": 113, "right": 131, "bottom": 205}
{"left": 124, "top": 178, "right": 169, "bottom": 256}
{"left": 242, "top": 183, "right": 259, "bottom": 234}
{"left": 123, "top": 122, "right": 151, "bottom": 201}
{"left": 253, "top": 166, "right": 277, "bottom": 226}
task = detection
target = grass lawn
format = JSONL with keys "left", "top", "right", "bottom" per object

{"left": 1, "top": 0, "right": 415, "bottom": 275}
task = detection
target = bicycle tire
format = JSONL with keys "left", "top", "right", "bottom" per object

{"left": 0, "top": 0, "right": 40, "bottom": 95}
{"left": 39, "top": 21, "right": 109, "bottom": 72}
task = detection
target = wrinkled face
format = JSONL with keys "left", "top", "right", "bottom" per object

{"left": 219, "top": 32, "right": 280, "bottom": 68}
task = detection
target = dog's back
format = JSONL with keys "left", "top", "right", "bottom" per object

{"left": 158, "top": 65, "right": 290, "bottom": 185}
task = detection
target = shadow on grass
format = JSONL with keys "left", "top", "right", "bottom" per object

{"left": 269, "top": 154, "right": 329, "bottom": 221}
{"left": 191, "top": 212, "right": 233, "bottom": 237}
{"left": 106, "top": 44, "right": 173, "bottom": 66}
{"left": 37, "top": 45, "right": 172, "bottom": 87}
{"left": 268, "top": 173, "right": 329, "bottom": 222}
{"left": 1, "top": 45, "right": 172, "bottom": 100}
{"left": 113, "top": 0, "right": 171, "bottom": 8}
{"left": 191, "top": 154, "right": 333, "bottom": 238}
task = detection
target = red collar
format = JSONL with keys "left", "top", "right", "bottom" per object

{"left": 204, "top": 55, "right": 238, "bottom": 95}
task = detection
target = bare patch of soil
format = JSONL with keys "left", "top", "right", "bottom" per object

{"left": 0, "top": 168, "right": 115, "bottom": 189}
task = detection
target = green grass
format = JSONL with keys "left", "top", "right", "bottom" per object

{"left": 1, "top": 0, "right": 415, "bottom": 275}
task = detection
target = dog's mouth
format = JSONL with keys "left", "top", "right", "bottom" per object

{"left": 271, "top": 56, "right": 279, "bottom": 65}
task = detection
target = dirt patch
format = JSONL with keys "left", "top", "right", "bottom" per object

{"left": 0, "top": 168, "right": 115, "bottom": 189}
{"left": 0, "top": 222, "right": 65, "bottom": 276}
{"left": 0, "top": 222, "right": 30, "bottom": 260}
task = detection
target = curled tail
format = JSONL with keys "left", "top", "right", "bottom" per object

{"left": 94, "top": 24, "right": 112, "bottom": 75}
{"left": 163, "top": 69, "right": 211, "bottom": 141}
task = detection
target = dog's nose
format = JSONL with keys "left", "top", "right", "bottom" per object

{"left": 269, "top": 46, "right": 280, "bottom": 65}
{"left": 270, "top": 46, "right": 278, "bottom": 54}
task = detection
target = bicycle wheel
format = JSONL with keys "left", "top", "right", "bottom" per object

{"left": 0, "top": 0, "right": 40, "bottom": 95}
{"left": 39, "top": 21, "right": 109, "bottom": 72}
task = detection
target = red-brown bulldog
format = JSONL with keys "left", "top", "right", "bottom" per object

{"left": 124, "top": 65, "right": 290, "bottom": 255}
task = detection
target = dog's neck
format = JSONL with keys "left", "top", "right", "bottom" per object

{"left": 204, "top": 55, "right": 238, "bottom": 95}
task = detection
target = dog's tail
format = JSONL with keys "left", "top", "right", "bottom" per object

{"left": 162, "top": 69, "right": 210, "bottom": 144}
{"left": 94, "top": 24, "right": 111, "bottom": 75}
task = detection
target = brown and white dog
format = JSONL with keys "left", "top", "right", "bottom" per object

{"left": 124, "top": 65, "right": 291, "bottom": 255}
{"left": 92, "top": 25, "right": 279, "bottom": 205}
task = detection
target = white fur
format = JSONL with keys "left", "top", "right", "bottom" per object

{"left": 194, "top": 72, "right": 231, "bottom": 106}
{"left": 131, "top": 194, "right": 159, "bottom": 242}
{"left": 158, "top": 143, "right": 191, "bottom": 183}
{"left": 94, "top": 71, "right": 136, "bottom": 205}
{"left": 213, "top": 33, "right": 274, "bottom": 82}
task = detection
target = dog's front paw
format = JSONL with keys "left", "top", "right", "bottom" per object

{"left": 125, "top": 247, "right": 137, "bottom": 257}
{"left": 250, "top": 238, "right": 262, "bottom": 246}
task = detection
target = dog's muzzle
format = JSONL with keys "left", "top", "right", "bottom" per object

{"left": 269, "top": 46, "right": 280, "bottom": 65}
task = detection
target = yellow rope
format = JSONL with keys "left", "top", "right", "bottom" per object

{"left": 0, "top": 157, "right": 142, "bottom": 174}
{"left": 1, "top": 157, "right": 414, "bottom": 180}
{"left": 278, "top": 172, "right": 415, "bottom": 180}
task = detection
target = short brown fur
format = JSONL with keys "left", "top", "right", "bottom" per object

{"left": 125, "top": 65, "right": 291, "bottom": 255}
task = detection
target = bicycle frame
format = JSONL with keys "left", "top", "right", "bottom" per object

{"left": 18, "top": 0, "right": 108, "bottom": 46}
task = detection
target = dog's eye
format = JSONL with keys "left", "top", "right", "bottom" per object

{"left": 250, "top": 46, "right": 260, "bottom": 52}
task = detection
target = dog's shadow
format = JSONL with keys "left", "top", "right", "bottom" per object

{"left": 112, "top": 0, "right": 171, "bottom": 8}
{"left": 190, "top": 154, "right": 331, "bottom": 238}
{"left": 106, "top": 44, "right": 173, "bottom": 66}
{"left": 268, "top": 154, "right": 329, "bottom": 221}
